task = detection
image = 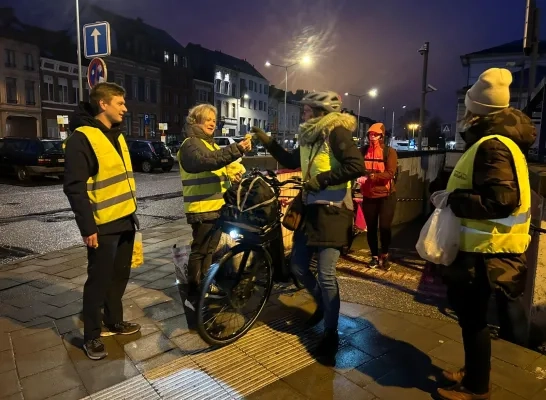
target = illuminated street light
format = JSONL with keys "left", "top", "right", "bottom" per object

{"left": 368, "top": 88, "right": 378, "bottom": 98}
{"left": 264, "top": 56, "right": 313, "bottom": 144}
{"left": 345, "top": 89, "right": 379, "bottom": 138}
{"left": 408, "top": 123, "right": 419, "bottom": 139}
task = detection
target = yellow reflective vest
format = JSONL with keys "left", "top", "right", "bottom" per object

{"left": 300, "top": 140, "right": 351, "bottom": 205}
{"left": 446, "top": 134, "right": 531, "bottom": 254}
{"left": 178, "top": 138, "right": 230, "bottom": 214}
{"left": 75, "top": 126, "right": 137, "bottom": 225}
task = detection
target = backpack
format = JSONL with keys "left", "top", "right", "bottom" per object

{"left": 222, "top": 176, "right": 279, "bottom": 227}
{"left": 361, "top": 144, "right": 398, "bottom": 183}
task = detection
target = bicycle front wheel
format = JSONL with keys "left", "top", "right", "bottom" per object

{"left": 196, "top": 244, "right": 274, "bottom": 346}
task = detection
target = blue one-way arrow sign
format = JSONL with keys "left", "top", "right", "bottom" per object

{"left": 83, "top": 21, "right": 111, "bottom": 59}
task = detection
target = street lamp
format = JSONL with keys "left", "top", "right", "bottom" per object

{"left": 345, "top": 88, "right": 379, "bottom": 139}
{"left": 418, "top": 42, "right": 430, "bottom": 150}
{"left": 408, "top": 123, "right": 419, "bottom": 141}
{"left": 265, "top": 56, "right": 312, "bottom": 145}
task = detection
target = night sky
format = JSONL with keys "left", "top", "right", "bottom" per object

{"left": 9, "top": 0, "right": 539, "bottom": 122}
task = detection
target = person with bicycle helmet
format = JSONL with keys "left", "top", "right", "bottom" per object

{"left": 251, "top": 90, "right": 365, "bottom": 361}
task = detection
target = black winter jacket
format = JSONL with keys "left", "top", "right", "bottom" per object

{"left": 179, "top": 124, "right": 243, "bottom": 224}
{"left": 63, "top": 103, "right": 138, "bottom": 237}
{"left": 264, "top": 126, "right": 365, "bottom": 248}
{"left": 445, "top": 107, "right": 536, "bottom": 298}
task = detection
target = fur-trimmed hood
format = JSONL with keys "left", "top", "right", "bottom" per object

{"left": 298, "top": 112, "right": 357, "bottom": 146}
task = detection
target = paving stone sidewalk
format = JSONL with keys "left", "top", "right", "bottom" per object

{"left": 0, "top": 220, "right": 544, "bottom": 400}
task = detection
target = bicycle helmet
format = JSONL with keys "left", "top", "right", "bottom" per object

{"left": 299, "top": 90, "right": 342, "bottom": 113}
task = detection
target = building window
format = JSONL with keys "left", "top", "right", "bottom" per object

{"left": 174, "top": 94, "right": 179, "bottom": 105}
{"left": 216, "top": 100, "right": 222, "bottom": 117}
{"left": 223, "top": 81, "right": 229, "bottom": 95}
{"left": 215, "top": 79, "right": 221, "bottom": 93}
{"left": 145, "top": 81, "right": 150, "bottom": 101}
{"left": 138, "top": 77, "right": 145, "bottom": 101}
{"left": 25, "top": 81, "right": 35, "bottom": 105}
{"left": 182, "top": 56, "right": 188, "bottom": 68}
{"left": 164, "top": 91, "right": 170, "bottom": 105}
{"left": 115, "top": 75, "right": 124, "bottom": 87}
{"left": 124, "top": 75, "right": 132, "bottom": 99}
{"left": 224, "top": 101, "right": 229, "bottom": 118}
{"left": 5, "top": 49, "right": 15, "bottom": 68}
{"left": 150, "top": 114, "right": 156, "bottom": 132}
{"left": 259, "top": 100, "right": 263, "bottom": 111}
{"left": 254, "top": 100, "right": 257, "bottom": 109}
{"left": 24, "top": 53, "right": 34, "bottom": 71}
{"left": 249, "top": 80, "right": 254, "bottom": 91}
{"left": 174, "top": 114, "right": 180, "bottom": 124}
{"left": 232, "top": 84, "right": 237, "bottom": 98}
{"left": 240, "top": 117, "right": 245, "bottom": 130}
{"left": 173, "top": 53, "right": 179, "bottom": 66}
{"left": 138, "top": 114, "right": 145, "bottom": 137}
{"left": 6, "top": 77, "right": 17, "bottom": 103}
{"left": 72, "top": 80, "right": 80, "bottom": 103}
{"left": 264, "top": 85, "right": 269, "bottom": 95}
{"left": 124, "top": 112, "right": 132, "bottom": 136}
{"left": 43, "top": 75, "right": 54, "bottom": 101}
{"left": 259, "top": 84, "right": 262, "bottom": 94}
{"left": 58, "top": 77, "right": 68, "bottom": 103}
{"left": 240, "top": 97, "right": 245, "bottom": 108}
{"left": 164, "top": 112, "right": 170, "bottom": 122}
{"left": 132, "top": 79, "right": 138, "bottom": 99}
{"left": 150, "top": 81, "right": 157, "bottom": 103}
{"left": 231, "top": 103, "right": 236, "bottom": 118}
{"left": 254, "top": 118, "right": 258, "bottom": 127}
{"left": 164, "top": 51, "right": 169, "bottom": 63}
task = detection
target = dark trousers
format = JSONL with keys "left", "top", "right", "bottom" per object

{"left": 446, "top": 257, "right": 491, "bottom": 394}
{"left": 83, "top": 230, "right": 135, "bottom": 341}
{"left": 188, "top": 221, "right": 222, "bottom": 291}
{"left": 362, "top": 193, "right": 397, "bottom": 256}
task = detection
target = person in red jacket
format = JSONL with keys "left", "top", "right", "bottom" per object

{"left": 358, "top": 123, "right": 398, "bottom": 269}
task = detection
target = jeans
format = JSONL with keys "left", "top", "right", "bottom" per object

{"left": 291, "top": 230, "right": 341, "bottom": 331}
{"left": 83, "top": 230, "right": 135, "bottom": 341}
{"left": 188, "top": 220, "right": 222, "bottom": 290}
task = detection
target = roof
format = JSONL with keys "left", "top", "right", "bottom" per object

{"left": 0, "top": 7, "right": 77, "bottom": 63}
{"left": 462, "top": 39, "right": 546, "bottom": 58}
{"left": 186, "top": 43, "right": 266, "bottom": 81}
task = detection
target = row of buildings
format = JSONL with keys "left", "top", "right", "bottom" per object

{"left": 0, "top": 5, "right": 304, "bottom": 142}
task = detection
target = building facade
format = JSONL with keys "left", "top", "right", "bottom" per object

{"left": 238, "top": 71, "right": 269, "bottom": 134}
{"left": 213, "top": 66, "right": 239, "bottom": 135}
{"left": 0, "top": 37, "right": 41, "bottom": 137}
{"left": 108, "top": 57, "right": 161, "bottom": 138}
{"left": 268, "top": 86, "right": 301, "bottom": 143}
{"left": 40, "top": 57, "right": 87, "bottom": 137}
{"left": 192, "top": 79, "right": 213, "bottom": 106}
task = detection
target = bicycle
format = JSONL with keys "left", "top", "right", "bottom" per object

{"left": 195, "top": 169, "right": 303, "bottom": 346}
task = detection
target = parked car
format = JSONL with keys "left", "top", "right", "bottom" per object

{"left": 126, "top": 139, "right": 174, "bottom": 173}
{"left": 0, "top": 137, "right": 65, "bottom": 181}
{"left": 213, "top": 136, "right": 236, "bottom": 148}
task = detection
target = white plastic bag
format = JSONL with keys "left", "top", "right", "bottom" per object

{"left": 172, "top": 244, "right": 191, "bottom": 284}
{"left": 416, "top": 206, "right": 460, "bottom": 266}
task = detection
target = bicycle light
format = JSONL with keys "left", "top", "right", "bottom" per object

{"left": 229, "top": 229, "right": 241, "bottom": 239}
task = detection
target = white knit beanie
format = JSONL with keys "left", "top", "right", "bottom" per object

{"left": 465, "top": 68, "right": 512, "bottom": 115}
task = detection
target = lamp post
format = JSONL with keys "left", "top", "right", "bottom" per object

{"left": 76, "top": 0, "right": 84, "bottom": 102}
{"left": 392, "top": 105, "right": 406, "bottom": 137}
{"left": 418, "top": 42, "right": 430, "bottom": 151}
{"left": 344, "top": 88, "right": 378, "bottom": 140}
{"left": 265, "top": 56, "right": 311, "bottom": 146}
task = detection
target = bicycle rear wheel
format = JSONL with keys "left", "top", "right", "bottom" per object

{"left": 196, "top": 244, "right": 274, "bottom": 346}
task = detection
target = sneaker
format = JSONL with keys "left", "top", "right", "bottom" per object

{"left": 437, "top": 383, "right": 490, "bottom": 399}
{"left": 368, "top": 257, "right": 379, "bottom": 269}
{"left": 83, "top": 338, "right": 108, "bottom": 360}
{"left": 101, "top": 321, "right": 141, "bottom": 337}
{"left": 379, "top": 254, "right": 391, "bottom": 271}
{"left": 305, "top": 308, "right": 324, "bottom": 328}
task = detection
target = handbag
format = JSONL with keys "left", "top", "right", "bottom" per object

{"left": 282, "top": 142, "right": 322, "bottom": 231}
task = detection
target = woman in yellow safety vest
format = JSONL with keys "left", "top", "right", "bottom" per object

{"left": 177, "top": 103, "right": 252, "bottom": 326}
{"left": 252, "top": 91, "right": 366, "bottom": 362}
{"left": 434, "top": 68, "right": 536, "bottom": 400}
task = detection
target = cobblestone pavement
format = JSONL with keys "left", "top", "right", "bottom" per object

{"left": 0, "top": 220, "right": 545, "bottom": 399}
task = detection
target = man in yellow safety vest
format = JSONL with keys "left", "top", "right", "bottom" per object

{"left": 63, "top": 82, "right": 141, "bottom": 360}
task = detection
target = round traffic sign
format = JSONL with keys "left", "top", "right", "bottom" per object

{"left": 87, "top": 57, "right": 107, "bottom": 89}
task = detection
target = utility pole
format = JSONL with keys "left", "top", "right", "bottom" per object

{"left": 418, "top": 42, "right": 429, "bottom": 151}
{"left": 524, "top": 0, "right": 540, "bottom": 105}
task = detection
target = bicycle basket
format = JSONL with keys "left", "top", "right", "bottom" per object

{"left": 222, "top": 175, "right": 279, "bottom": 227}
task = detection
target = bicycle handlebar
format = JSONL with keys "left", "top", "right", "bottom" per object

{"left": 531, "top": 223, "right": 546, "bottom": 234}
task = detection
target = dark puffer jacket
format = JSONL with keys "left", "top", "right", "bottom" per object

{"left": 445, "top": 107, "right": 536, "bottom": 298}
{"left": 178, "top": 125, "right": 243, "bottom": 224}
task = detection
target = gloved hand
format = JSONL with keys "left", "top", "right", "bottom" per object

{"left": 303, "top": 176, "right": 321, "bottom": 193}
{"left": 430, "top": 190, "right": 450, "bottom": 209}
{"left": 250, "top": 126, "right": 271, "bottom": 145}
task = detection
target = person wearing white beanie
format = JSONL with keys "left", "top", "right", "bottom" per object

{"left": 434, "top": 67, "right": 536, "bottom": 400}
{"left": 465, "top": 68, "right": 512, "bottom": 116}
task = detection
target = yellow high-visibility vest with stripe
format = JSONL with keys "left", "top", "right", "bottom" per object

{"left": 178, "top": 138, "right": 230, "bottom": 214}
{"left": 446, "top": 134, "right": 531, "bottom": 254}
{"left": 75, "top": 126, "right": 137, "bottom": 225}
